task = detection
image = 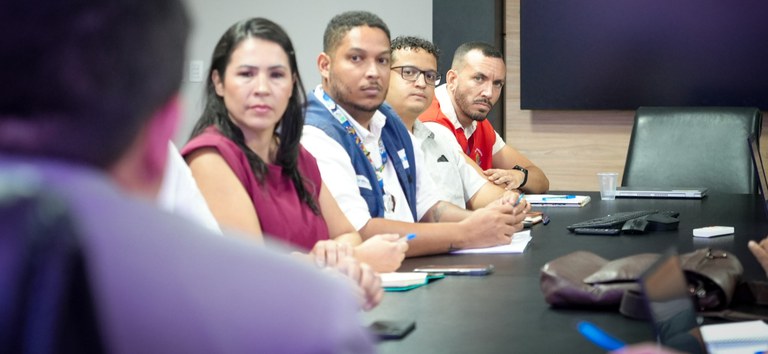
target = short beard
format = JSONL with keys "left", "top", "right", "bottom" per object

{"left": 467, "top": 110, "right": 488, "bottom": 122}
{"left": 454, "top": 87, "right": 489, "bottom": 122}
{"left": 328, "top": 75, "right": 382, "bottom": 114}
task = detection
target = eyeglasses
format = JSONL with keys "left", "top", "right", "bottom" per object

{"left": 391, "top": 66, "right": 441, "bottom": 86}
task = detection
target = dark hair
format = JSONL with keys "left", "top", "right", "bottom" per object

{"left": 391, "top": 36, "right": 440, "bottom": 63}
{"left": 323, "top": 11, "right": 391, "bottom": 54}
{"left": 0, "top": 0, "right": 190, "bottom": 168}
{"left": 189, "top": 17, "right": 318, "bottom": 214}
{"left": 451, "top": 41, "right": 504, "bottom": 69}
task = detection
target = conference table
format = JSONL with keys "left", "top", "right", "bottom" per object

{"left": 363, "top": 192, "right": 768, "bottom": 353}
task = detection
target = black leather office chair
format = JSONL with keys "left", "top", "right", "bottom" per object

{"left": 622, "top": 107, "right": 762, "bottom": 194}
{"left": 0, "top": 178, "right": 104, "bottom": 353}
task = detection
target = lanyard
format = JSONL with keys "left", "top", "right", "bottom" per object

{"left": 315, "top": 88, "right": 389, "bottom": 193}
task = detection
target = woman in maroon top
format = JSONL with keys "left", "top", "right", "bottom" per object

{"left": 182, "top": 18, "right": 407, "bottom": 274}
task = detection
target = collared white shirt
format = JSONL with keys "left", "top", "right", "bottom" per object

{"left": 412, "top": 120, "right": 486, "bottom": 209}
{"left": 424, "top": 84, "right": 506, "bottom": 156}
{"left": 302, "top": 88, "right": 442, "bottom": 230}
{"left": 157, "top": 142, "right": 221, "bottom": 234}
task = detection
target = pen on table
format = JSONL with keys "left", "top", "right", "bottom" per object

{"left": 542, "top": 214, "right": 551, "bottom": 225}
{"left": 542, "top": 195, "right": 576, "bottom": 201}
{"left": 577, "top": 321, "right": 625, "bottom": 351}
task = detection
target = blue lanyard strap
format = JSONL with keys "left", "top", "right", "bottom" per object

{"left": 317, "top": 88, "right": 388, "bottom": 192}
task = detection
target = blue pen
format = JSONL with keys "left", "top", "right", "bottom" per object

{"left": 401, "top": 233, "right": 416, "bottom": 242}
{"left": 515, "top": 193, "right": 525, "bottom": 206}
{"left": 577, "top": 321, "right": 625, "bottom": 351}
{"left": 542, "top": 195, "right": 576, "bottom": 201}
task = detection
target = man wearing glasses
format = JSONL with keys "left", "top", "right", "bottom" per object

{"left": 419, "top": 42, "right": 550, "bottom": 194}
{"left": 303, "top": 12, "right": 527, "bottom": 257}
{"left": 386, "top": 36, "right": 514, "bottom": 210}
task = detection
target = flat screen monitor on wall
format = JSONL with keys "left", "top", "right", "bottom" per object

{"left": 520, "top": 1, "right": 768, "bottom": 110}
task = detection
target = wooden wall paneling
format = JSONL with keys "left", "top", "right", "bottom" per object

{"left": 505, "top": 0, "right": 768, "bottom": 192}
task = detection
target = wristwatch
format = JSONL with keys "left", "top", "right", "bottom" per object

{"left": 513, "top": 165, "right": 528, "bottom": 188}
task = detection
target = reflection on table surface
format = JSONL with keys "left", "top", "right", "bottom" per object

{"left": 364, "top": 192, "right": 768, "bottom": 354}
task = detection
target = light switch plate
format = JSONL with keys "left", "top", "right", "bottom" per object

{"left": 189, "top": 60, "right": 204, "bottom": 83}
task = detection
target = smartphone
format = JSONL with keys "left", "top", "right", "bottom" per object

{"left": 412, "top": 264, "right": 494, "bottom": 275}
{"left": 369, "top": 320, "right": 416, "bottom": 340}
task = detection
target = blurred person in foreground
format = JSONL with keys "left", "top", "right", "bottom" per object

{"left": 0, "top": 1, "right": 374, "bottom": 352}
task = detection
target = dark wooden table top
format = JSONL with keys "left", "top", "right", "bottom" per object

{"left": 363, "top": 192, "right": 768, "bottom": 353}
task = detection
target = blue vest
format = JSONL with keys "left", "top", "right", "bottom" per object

{"left": 305, "top": 92, "right": 418, "bottom": 221}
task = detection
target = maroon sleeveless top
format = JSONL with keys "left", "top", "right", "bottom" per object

{"left": 182, "top": 127, "right": 329, "bottom": 250}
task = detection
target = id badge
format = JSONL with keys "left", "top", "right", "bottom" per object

{"left": 383, "top": 192, "right": 396, "bottom": 213}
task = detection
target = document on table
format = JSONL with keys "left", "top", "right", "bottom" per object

{"left": 526, "top": 194, "right": 591, "bottom": 207}
{"left": 451, "top": 230, "right": 532, "bottom": 254}
{"left": 700, "top": 320, "right": 768, "bottom": 354}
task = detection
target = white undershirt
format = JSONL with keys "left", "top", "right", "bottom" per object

{"left": 428, "top": 84, "right": 506, "bottom": 155}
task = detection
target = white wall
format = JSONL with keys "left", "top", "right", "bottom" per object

{"left": 176, "top": 0, "right": 432, "bottom": 144}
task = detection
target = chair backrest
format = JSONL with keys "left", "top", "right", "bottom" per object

{"left": 622, "top": 107, "right": 762, "bottom": 194}
{"left": 0, "top": 176, "right": 104, "bottom": 353}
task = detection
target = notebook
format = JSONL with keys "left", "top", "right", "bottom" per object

{"left": 526, "top": 194, "right": 591, "bottom": 207}
{"left": 379, "top": 272, "right": 445, "bottom": 292}
{"left": 615, "top": 187, "right": 708, "bottom": 199}
{"left": 699, "top": 320, "right": 768, "bottom": 353}
{"left": 748, "top": 134, "right": 768, "bottom": 218}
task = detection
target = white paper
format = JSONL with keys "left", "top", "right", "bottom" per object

{"left": 379, "top": 272, "right": 428, "bottom": 287}
{"left": 701, "top": 320, "right": 768, "bottom": 354}
{"left": 450, "top": 230, "right": 532, "bottom": 254}
{"left": 526, "top": 194, "right": 591, "bottom": 207}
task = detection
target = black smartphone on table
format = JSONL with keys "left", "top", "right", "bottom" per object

{"left": 369, "top": 320, "right": 416, "bottom": 340}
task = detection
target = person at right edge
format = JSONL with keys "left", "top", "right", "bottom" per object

{"left": 0, "top": 1, "right": 374, "bottom": 352}
{"left": 610, "top": 239, "right": 768, "bottom": 353}
{"left": 419, "top": 41, "right": 550, "bottom": 194}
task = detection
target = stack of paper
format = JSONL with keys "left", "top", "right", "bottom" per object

{"left": 526, "top": 194, "right": 591, "bottom": 207}
{"left": 451, "top": 230, "right": 532, "bottom": 254}
{"left": 700, "top": 320, "right": 768, "bottom": 354}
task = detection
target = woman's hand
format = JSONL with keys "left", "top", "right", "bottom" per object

{"left": 332, "top": 257, "right": 384, "bottom": 311}
{"left": 309, "top": 239, "right": 354, "bottom": 268}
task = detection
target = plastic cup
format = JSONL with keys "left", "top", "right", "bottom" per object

{"left": 598, "top": 172, "right": 619, "bottom": 200}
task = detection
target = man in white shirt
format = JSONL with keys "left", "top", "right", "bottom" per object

{"left": 386, "top": 35, "right": 516, "bottom": 210}
{"left": 157, "top": 141, "right": 222, "bottom": 234}
{"left": 302, "top": 11, "right": 527, "bottom": 257}
{"left": 419, "top": 42, "right": 550, "bottom": 194}
{"left": 0, "top": 2, "right": 374, "bottom": 352}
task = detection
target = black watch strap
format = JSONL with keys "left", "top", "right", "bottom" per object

{"left": 513, "top": 165, "right": 528, "bottom": 188}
